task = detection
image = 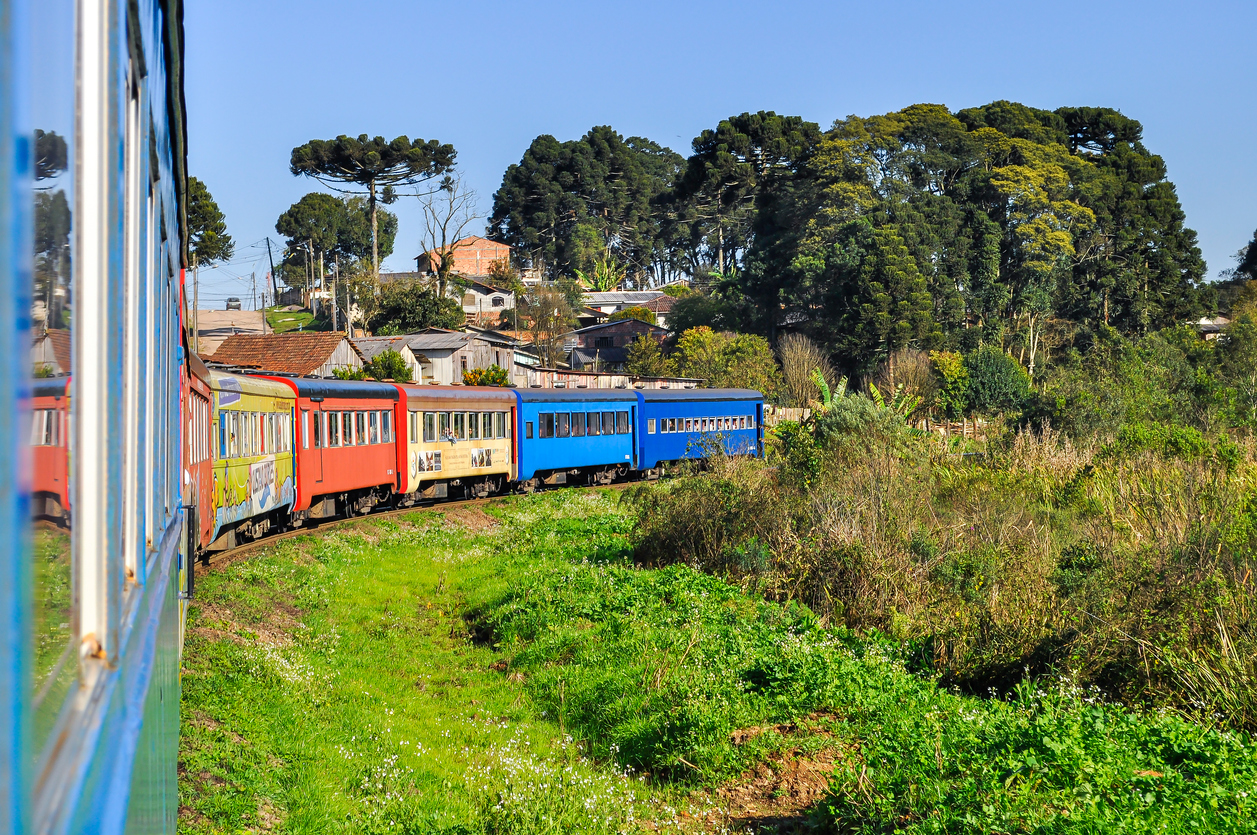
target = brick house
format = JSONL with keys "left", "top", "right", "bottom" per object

{"left": 415, "top": 236, "right": 510, "bottom": 278}
{"left": 207, "top": 333, "right": 364, "bottom": 378}
{"left": 564, "top": 319, "right": 667, "bottom": 372}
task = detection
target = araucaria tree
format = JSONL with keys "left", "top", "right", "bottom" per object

{"left": 188, "top": 176, "right": 234, "bottom": 267}
{"left": 290, "top": 135, "right": 456, "bottom": 280}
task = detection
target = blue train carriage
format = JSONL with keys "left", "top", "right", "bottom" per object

{"left": 634, "top": 388, "right": 765, "bottom": 472}
{"left": 513, "top": 388, "right": 639, "bottom": 488}
{"left": 1, "top": 0, "right": 191, "bottom": 831}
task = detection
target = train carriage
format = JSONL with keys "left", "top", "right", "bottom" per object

{"left": 514, "top": 389, "right": 639, "bottom": 487}
{"left": 268, "top": 378, "right": 401, "bottom": 521}
{"left": 208, "top": 370, "right": 297, "bottom": 547}
{"left": 31, "top": 377, "right": 71, "bottom": 523}
{"left": 635, "top": 388, "right": 764, "bottom": 471}
{"left": 396, "top": 385, "right": 516, "bottom": 501}
{"left": 185, "top": 355, "right": 214, "bottom": 552}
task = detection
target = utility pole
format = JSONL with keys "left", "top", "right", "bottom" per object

{"left": 251, "top": 271, "right": 257, "bottom": 314}
{"left": 192, "top": 251, "right": 199, "bottom": 354}
{"left": 265, "top": 237, "right": 279, "bottom": 299}
{"left": 332, "top": 259, "right": 340, "bottom": 333}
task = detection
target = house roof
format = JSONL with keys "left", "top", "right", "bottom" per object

{"left": 583, "top": 291, "right": 666, "bottom": 306}
{"left": 568, "top": 319, "right": 668, "bottom": 336}
{"left": 403, "top": 332, "right": 479, "bottom": 351}
{"left": 208, "top": 333, "right": 358, "bottom": 376}
{"left": 572, "top": 347, "right": 631, "bottom": 366}
{"left": 641, "top": 295, "right": 675, "bottom": 313}
{"left": 351, "top": 336, "right": 414, "bottom": 360}
{"left": 37, "top": 328, "right": 72, "bottom": 371}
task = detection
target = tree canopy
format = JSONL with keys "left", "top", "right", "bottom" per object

{"left": 369, "top": 279, "right": 463, "bottom": 335}
{"left": 188, "top": 176, "right": 234, "bottom": 266}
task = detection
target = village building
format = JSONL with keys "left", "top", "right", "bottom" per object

{"left": 206, "top": 332, "right": 364, "bottom": 378}
{"left": 415, "top": 235, "right": 511, "bottom": 278}
{"left": 640, "top": 294, "right": 676, "bottom": 328}
{"left": 563, "top": 319, "right": 668, "bottom": 372}
{"left": 31, "top": 328, "right": 71, "bottom": 376}
{"left": 402, "top": 329, "right": 518, "bottom": 385}
{"left": 582, "top": 290, "right": 666, "bottom": 316}
{"left": 351, "top": 336, "right": 421, "bottom": 380}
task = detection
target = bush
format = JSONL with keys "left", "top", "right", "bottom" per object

{"left": 964, "top": 346, "right": 1030, "bottom": 415}
{"left": 462, "top": 365, "right": 511, "bottom": 387}
{"left": 363, "top": 349, "right": 412, "bottom": 382}
{"left": 930, "top": 349, "right": 969, "bottom": 418}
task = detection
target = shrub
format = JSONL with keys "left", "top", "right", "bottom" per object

{"left": 462, "top": 364, "right": 511, "bottom": 387}
{"left": 363, "top": 349, "right": 412, "bottom": 382}
{"left": 964, "top": 346, "right": 1030, "bottom": 415}
{"left": 930, "top": 349, "right": 969, "bottom": 418}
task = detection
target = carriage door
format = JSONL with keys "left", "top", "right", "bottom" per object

{"left": 311, "top": 403, "right": 325, "bottom": 484}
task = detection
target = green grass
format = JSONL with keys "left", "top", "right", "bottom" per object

{"left": 180, "top": 489, "right": 1257, "bottom": 833}
{"left": 265, "top": 308, "right": 317, "bottom": 333}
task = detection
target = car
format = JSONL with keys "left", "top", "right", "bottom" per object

{"left": 225, "top": 297, "right": 241, "bottom": 310}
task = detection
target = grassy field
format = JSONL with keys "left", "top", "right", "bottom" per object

{"left": 265, "top": 308, "right": 317, "bottom": 333}
{"left": 179, "top": 489, "right": 1257, "bottom": 834}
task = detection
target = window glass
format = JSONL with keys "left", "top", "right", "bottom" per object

{"left": 587, "top": 412, "right": 600, "bottom": 436}
{"left": 339, "top": 412, "right": 349, "bottom": 446}
{"left": 468, "top": 412, "right": 480, "bottom": 440}
{"left": 356, "top": 411, "right": 366, "bottom": 445}
{"left": 602, "top": 412, "right": 615, "bottom": 435}
{"left": 383, "top": 410, "right": 393, "bottom": 444}
{"left": 572, "top": 412, "right": 586, "bottom": 437}
{"left": 539, "top": 413, "right": 554, "bottom": 439}
{"left": 453, "top": 412, "right": 465, "bottom": 440}
{"left": 558, "top": 413, "right": 570, "bottom": 438}
{"left": 439, "top": 412, "right": 451, "bottom": 440}
{"left": 482, "top": 412, "right": 493, "bottom": 439}
{"left": 424, "top": 412, "right": 437, "bottom": 443}
{"left": 617, "top": 412, "right": 629, "bottom": 434}
{"left": 369, "top": 411, "right": 380, "bottom": 444}
{"left": 409, "top": 411, "right": 418, "bottom": 444}
{"left": 494, "top": 411, "right": 505, "bottom": 439}
{"left": 525, "top": 421, "right": 534, "bottom": 439}
{"left": 313, "top": 412, "right": 322, "bottom": 448}
{"left": 302, "top": 410, "right": 310, "bottom": 449}
{"left": 327, "top": 412, "right": 338, "bottom": 446}
{"left": 219, "top": 419, "right": 226, "bottom": 458}
{"left": 648, "top": 419, "right": 656, "bottom": 434}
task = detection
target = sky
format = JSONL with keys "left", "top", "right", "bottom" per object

{"left": 186, "top": 0, "right": 1257, "bottom": 311}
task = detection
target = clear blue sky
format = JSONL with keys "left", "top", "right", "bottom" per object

{"left": 186, "top": 0, "right": 1256, "bottom": 310}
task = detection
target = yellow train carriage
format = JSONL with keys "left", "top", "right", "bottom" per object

{"left": 209, "top": 370, "right": 296, "bottom": 544}
{"left": 398, "top": 385, "right": 516, "bottom": 501}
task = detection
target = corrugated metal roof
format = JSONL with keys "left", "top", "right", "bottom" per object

{"left": 583, "top": 291, "right": 666, "bottom": 305}
{"left": 352, "top": 336, "right": 413, "bottom": 359}
{"left": 403, "top": 333, "right": 477, "bottom": 350}
{"left": 640, "top": 388, "right": 763, "bottom": 401}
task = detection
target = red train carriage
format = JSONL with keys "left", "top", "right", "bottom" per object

{"left": 184, "top": 354, "right": 214, "bottom": 550}
{"left": 31, "top": 377, "right": 71, "bottom": 523}
{"left": 267, "top": 377, "right": 402, "bottom": 522}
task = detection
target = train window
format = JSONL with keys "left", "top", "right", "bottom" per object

{"left": 572, "top": 412, "right": 586, "bottom": 437}
{"left": 587, "top": 413, "right": 600, "bottom": 436}
{"left": 438, "top": 412, "right": 451, "bottom": 441}
{"left": 453, "top": 412, "right": 466, "bottom": 440}
{"left": 670, "top": 418, "right": 679, "bottom": 433}
{"left": 538, "top": 413, "right": 554, "bottom": 439}
{"left": 424, "top": 413, "right": 437, "bottom": 443}
{"left": 218, "top": 420, "right": 226, "bottom": 458}
{"left": 302, "top": 410, "right": 310, "bottom": 450}
{"left": 557, "top": 413, "right": 570, "bottom": 438}
{"left": 685, "top": 418, "right": 693, "bottom": 432}
{"left": 481, "top": 412, "right": 492, "bottom": 439}
{"left": 356, "top": 412, "right": 367, "bottom": 445}
{"left": 525, "top": 421, "right": 533, "bottom": 439}
{"left": 383, "top": 411, "right": 393, "bottom": 444}
{"left": 648, "top": 419, "right": 656, "bottom": 434}
{"left": 467, "top": 412, "right": 480, "bottom": 440}
{"left": 326, "top": 412, "right": 337, "bottom": 447}
{"left": 617, "top": 412, "right": 629, "bottom": 434}
{"left": 602, "top": 412, "right": 615, "bottom": 435}
{"left": 341, "top": 412, "right": 352, "bottom": 446}
{"left": 409, "top": 411, "right": 418, "bottom": 444}
{"left": 369, "top": 411, "right": 380, "bottom": 445}
{"left": 312, "top": 412, "right": 322, "bottom": 449}
{"left": 494, "top": 411, "right": 506, "bottom": 439}
{"left": 231, "top": 413, "right": 241, "bottom": 456}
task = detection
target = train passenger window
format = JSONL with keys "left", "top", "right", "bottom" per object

{"left": 617, "top": 412, "right": 629, "bottom": 434}
{"left": 218, "top": 420, "right": 226, "bottom": 459}
{"left": 538, "top": 413, "right": 554, "bottom": 439}
{"left": 685, "top": 419, "right": 693, "bottom": 432}
{"left": 424, "top": 412, "right": 437, "bottom": 443}
{"left": 558, "top": 413, "right": 570, "bottom": 438}
{"left": 648, "top": 419, "right": 656, "bottom": 434}
{"left": 587, "top": 412, "right": 600, "bottom": 436}
{"left": 383, "top": 411, "right": 393, "bottom": 444}
{"left": 369, "top": 411, "right": 380, "bottom": 444}
{"left": 453, "top": 412, "right": 466, "bottom": 440}
{"left": 467, "top": 412, "right": 480, "bottom": 440}
{"left": 302, "top": 410, "right": 310, "bottom": 449}
{"left": 439, "top": 412, "right": 451, "bottom": 441}
{"left": 327, "top": 412, "right": 338, "bottom": 446}
{"left": 312, "top": 412, "right": 322, "bottom": 449}
{"left": 494, "top": 411, "right": 506, "bottom": 439}
{"left": 342, "top": 412, "right": 353, "bottom": 446}
{"left": 525, "top": 421, "right": 533, "bottom": 439}
{"left": 602, "top": 412, "right": 615, "bottom": 435}
{"left": 572, "top": 412, "right": 586, "bottom": 437}
{"left": 481, "top": 412, "right": 492, "bottom": 439}
{"left": 409, "top": 411, "right": 419, "bottom": 444}
{"left": 356, "top": 412, "right": 367, "bottom": 445}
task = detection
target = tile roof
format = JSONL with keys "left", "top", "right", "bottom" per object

{"left": 642, "top": 295, "right": 675, "bottom": 313}
{"left": 208, "top": 333, "right": 355, "bottom": 375}
{"left": 38, "top": 329, "right": 72, "bottom": 371}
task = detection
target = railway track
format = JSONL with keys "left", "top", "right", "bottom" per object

{"left": 203, "top": 481, "right": 635, "bottom": 572}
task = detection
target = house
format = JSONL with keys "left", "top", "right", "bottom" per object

{"left": 1196, "top": 316, "right": 1230, "bottom": 341}
{"left": 32, "top": 329, "right": 71, "bottom": 376}
{"left": 351, "top": 336, "right": 421, "bottom": 380}
{"left": 461, "top": 279, "right": 515, "bottom": 326}
{"left": 207, "top": 333, "right": 364, "bottom": 378}
{"left": 415, "top": 236, "right": 510, "bottom": 278}
{"left": 582, "top": 290, "right": 666, "bottom": 316}
{"left": 402, "top": 329, "right": 517, "bottom": 385}
{"left": 563, "top": 319, "right": 668, "bottom": 372}
{"left": 640, "top": 294, "right": 676, "bottom": 328}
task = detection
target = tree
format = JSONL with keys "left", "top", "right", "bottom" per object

{"left": 777, "top": 333, "right": 835, "bottom": 408}
{"left": 964, "top": 347, "right": 1030, "bottom": 415}
{"left": 364, "top": 349, "right": 413, "bottom": 382}
{"left": 673, "top": 326, "right": 780, "bottom": 395}
{"left": 625, "top": 335, "right": 675, "bottom": 377}
{"left": 609, "top": 306, "right": 655, "bottom": 325}
{"left": 290, "top": 134, "right": 456, "bottom": 280}
{"left": 188, "top": 176, "right": 234, "bottom": 266}
{"left": 369, "top": 279, "right": 463, "bottom": 335}
{"left": 518, "top": 284, "right": 576, "bottom": 367}
{"left": 929, "top": 350, "right": 969, "bottom": 419}
{"left": 418, "top": 175, "right": 480, "bottom": 298}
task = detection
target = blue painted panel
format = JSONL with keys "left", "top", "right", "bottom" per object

{"left": 513, "top": 390, "right": 636, "bottom": 480}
